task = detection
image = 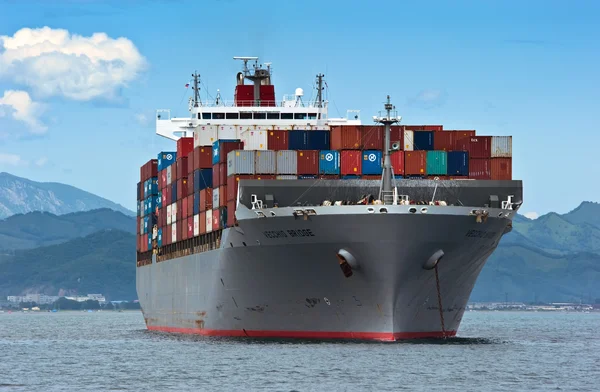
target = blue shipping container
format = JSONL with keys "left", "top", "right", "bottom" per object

{"left": 156, "top": 191, "right": 162, "bottom": 208}
{"left": 143, "top": 179, "right": 148, "bottom": 199}
{"left": 319, "top": 150, "right": 340, "bottom": 174}
{"left": 157, "top": 151, "right": 176, "bottom": 171}
{"left": 307, "top": 131, "right": 330, "bottom": 150}
{"left": 212, "top": 139, "right": 240, "bottom": 165}
{"left": 137, "top": 201, "right": 141, "bottom": 217}
{"left": 157, "top": 228, "right": 163, "bottom": 248}
{"left": 193, "top": 191, "right": 200, "bottom": 215}
{"left": 145, "top": 195, "right": 159, "bottom": 216}
{"left": 342, "top": 175, "right": 360, "bottom": 180}
{"left": 362, "top": 150, "right": 383, "bottom": 175}
{"left": 143, "top": 216, "right": 148, "bottom": 234}
{"left": 148, "top": 177, "right": 158, "bottom": 196}
{"left": 147, "top": 233, "right": 152, "bottom": 250}
{"left": 447, "top": 151, "right": 469, "bottom": 176}
{"left": 194, "top": 169, "right": 213, "bottom": 191}
{"left": 220, "top": 207, "right": 228, "bottom": 229}
{"left": 413, "top": 131, "right": 434, "bottom": 151}
{"left": 288, "top": 130, "right": 308, "bottom": 150}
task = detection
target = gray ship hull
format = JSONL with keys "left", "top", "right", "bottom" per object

{"left": 137, "top": 191, "right": 517, "bottom": 340}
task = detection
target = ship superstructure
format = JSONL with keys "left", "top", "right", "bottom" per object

{"left": 136, "top": 57, "right": 522, "bottom": 341}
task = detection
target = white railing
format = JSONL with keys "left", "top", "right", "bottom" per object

{"left": 188, "top": 99, "right": 329, "bottom": 109}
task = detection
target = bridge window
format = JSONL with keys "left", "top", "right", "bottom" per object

{"left": 308, "top": 113, "right": 317, "bottom": 120}
{"left": 267, "top": 112, "right": 280, "bottom": 120}
{"left": 226, "top": 112, "right": 239, "bottom": 119}
{"left": 200, "top": 113, "right": 211, "bottom": 119}
{"left": 281, "top": 113, "right": 293, "bottom": 120}
{"left": 240, "top": 112, "right": 252, "bottom": 120}
{"left": 213, "top": 113, "right": 225, "bottom": 120}
{"left": 294, "top": 113, "right": 307, "bottom": 120}
{"left": 254, "top": 112, "right": 266, "bottom": 120}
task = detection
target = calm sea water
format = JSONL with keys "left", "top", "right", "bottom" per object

{"left": 1, "top": 310, "right": 598, "bottom": 391}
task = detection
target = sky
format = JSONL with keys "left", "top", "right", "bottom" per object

{"left": 0, "top": 0, "right": 598, "bottom": 217}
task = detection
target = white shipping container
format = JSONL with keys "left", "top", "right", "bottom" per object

{"left": 218, "top": 125, "right": 237, "bottom": 140}
{"left": 403, "top": 130, "right": 414, "bottom": 151}
{"left": 171, "top": 222, "right": 177, "bottom": 243}
{"left": 194, "top": 125, "right": 218, "bottom": 147}
{"left": 172, "top": 202, "right": 177, "bottom": 223}
{"left": 255, "top": 150, "right": 276, "bottom": 174}
{"left": 206, "top": 211, "right": 213, "bottom": 233}
{"left": 167, "top": 204, "right": 172, "bottom": 225}
{"left": 227, "top": 150, "right": 255, "bottom": 176}
{"left": 166, "top": 165, "right": 172, "bottom": 185}
{"left": 276, "top": 175, "right": 298, "bottom": 180}
{"left": 212, "top": 187, "right": 220, "bottom": 209}
{"left": 140, "top": 216, "right": 144, "bottom": 234}
{"left": 193, "top": 214, "right": 200, "bottom": 236}
{"left": 491, "top": 136, "right": 512, "bottom": 158}
{"left": 241, "top": 129, "right": 268, "bottom": 150}
{"left": 276, "top": 150, "right": 298, "bottom": 174}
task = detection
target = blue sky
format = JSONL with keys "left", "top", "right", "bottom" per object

{"left": 0, "top": 0, "right": 598, "bottom": 217}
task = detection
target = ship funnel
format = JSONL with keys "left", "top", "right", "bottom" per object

{"left": 236, "top": 72, "right": 244, "bottom": 85}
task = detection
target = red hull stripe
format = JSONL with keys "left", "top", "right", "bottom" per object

{"left": 147, "top": 326, "right": 456, "bottom": 341}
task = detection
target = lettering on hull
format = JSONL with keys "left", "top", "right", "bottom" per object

{"left": 465, "top": 229, "right": 497, "bottom": 239}
{"left": 263, "top": 229, "right": 316, "bottom": 239}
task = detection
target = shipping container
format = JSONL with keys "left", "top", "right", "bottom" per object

{"left": 491, "top": 136, "right": 512, "bottom": 158}
{"left": 194, "top": 125, "right": 218, "bottom": 148}
{"left": 182, "top": 195, "right": 188, "bottom": 219}
{"left": 212, "top": 209, "right": 220, "bottom": 231}
{"left": 160, "top": 170, "right": 167, "bottom": 189}
{"left": 165, "top": 186, "right": 171, "bottom": 206}
{"left": 331, "top": 126, "right": 362, "bottom": 150}
{"left": 405, "top": 151, "right": 427, "bottom": 175}
{"left": 341, "top": 150, "right": 362, "bottom": 175}
{"left": 362, "top": 150, "right": 383, "bottom": 175}
{"left": 403, "top": 130, "right": 414, "bottom": 151}
{"left": 206, "top": 211, "right": 213, "bottom": 233}
{"left": 177, "top": 177, "right": 188, "bottom": 201}
{"left": 187, "top": 217, "right": 193, "bottom": 239}
{"left": 254, "top": 150, "right": 276, "bottom": 174}
{"left": 166, "top": 165, "right": 172, "bottom": 186}
{"left": 218, "top": 125, "right": 238, "bottom": 140}
{"left": 433, "top": 131, "right": 453, "bottom": 151}
{"left": 426, "top": 151, "right": 447, "bottom": 175}
{"left": 307, "top": 130, "right": 330, "bottom": 150}
{"left": 171, "top": 222, "right": 177, "bottom": 243}
{"left": 194, "top": 146, "right": 212, "bottom": 169}
{"left": 227, "top": 200, "right": 236, "bottom": 227}
{"left": 318, "top": 150, "right": 340, "bottom": 175}
{"left": 157, "top": 228, "right": 162, "bottom": 248}
{"left": 137, "top": 201, "right": 141, "bottom": 217}
{"left": 171, "top": 162, "right": 177, "bottom": 183}
{"left": 171, "top": 181, "right": 177, "bottom": 204}
{"left": 447, "top": 151, "right": 469, "bottom": 176}
{"left": 171, "top": 201, "right": 177, "bottom": 223}
{"left": 200, "top": 188, "right": 212, "bottom": 212}
{"left": 469, "top": 158, "right": 491, "bottom": 179}
{"left": 165, "top": 225, "right": 171, "bottom": 246}
{"left": 181, "top": 217, "right": 188, "bottom": 241}
{"left": 137, "top": 181, "right": 142, "bottom": 201}
{"left": 194, "top": 168, "right": 213, "bottom": 191}
{"left": 219, "top": 185, "right": 227, "bottom": 208}
{"left": 491, "top": 158, "right": 512, "bottom": 180}
{"left": 362, "top": 126, "right": 384, "bottom": 150}
{"left": 288, "top": 130, "right": 308, "bottom": 150}
{"left": 176, "top": 137, "right": 194, "bottom": 158}
{"left": 193, "top": 214, "right": 200, "bottom": 237}
{"left": 156, "top": 191, "right": 162, "bottom": 209}
{"left": 199, "top": 211, "right": 206, "bottom": 234}
{"left": 413, "top": 131, "right": 434, "bottom": 151}
{"left": 276, "top": 175, "right": 298, "bottom": 180}
{"left": 276, "top": 150, "right": 297, "bottom": 174}
{"left": 176, "top": 157, "right": 188, "bottom": 179}
{"left": 297, "top": 150, "right": 319, "bottom": 174}
{"left": 450, "top": 130, "right": 476, "bottom": 140}
{"left": 227, "top": 150, "right": 256, "bottom": 176}
{"left": 142, "top": 234, "right": 148, "bottom": 252}
{"left": 240, "top": 129, "right": 268, "bottom": 150}
{"left": 157, "top": 151, "right": 176, "bottom": 171}
{"left": 141, "top": 159, "right": 158, "bottom": 182}
{"left": 212, "top": 162, "right": 225, "bottom": 188}
{"left": 268, "top": 130, "right": 289, "bottom": 150}
{"left": 193, "top": 191, "right": 200, "bottom": 216}
{"left": 187, "top": 194, "right": 193, "bottom": 218}
{"left": 187, "top": 149, "right": 195, "bottom": 175}
{"left": 212, "top": 140, "right": 243, "bottom": 165}
{"left": 406, "top": 125, "right": 443, "bottom": 132}
{"left": 213, "top": 187, "right": 220, "bottom": 209}
{"left": 455, "top": 136, "right": 491, "bottom": 158}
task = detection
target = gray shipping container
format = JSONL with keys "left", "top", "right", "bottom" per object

{"left": 255, "top": 150, "right": 276, "bottom": 174}
{"left": 491, "top": 136, "right": 512, "bottom": 158}
{"left": 276, "top": 150, "right": 298, "bottom": 174}
{"left": 166, "top": 165, "right": 172, "bottom": 185}
{"left": 227, "top": 150, "right": 255, "bottom": 176}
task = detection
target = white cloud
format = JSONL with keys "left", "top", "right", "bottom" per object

{"left": 409, "top": 89, "right": 447, "bottom": 109}
{"left": 0, "top": 153, "right": 27, "bottom": 166}
{"left": 135, "top": 113, "right": 149, "bottom": 126}
{"left": 524, "top": 212, "right": 539, "bottom": 220}
{"left": 0, "top": 90, "right": 47, "bottom": 133}
{"left": 0, "top": 26, "right": 147, "bottom": 102}
{"left": 34, "top": 156, "right": 48, "bottom": 167}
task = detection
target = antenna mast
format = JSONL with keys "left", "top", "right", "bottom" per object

{"left": 316, "top": 73, "right": 324, "bottom": 108}
{"left": 374, "top": 95, "right": 401, "bottom": 204}
{"left": 192, "top": 71, "right": 201, "bottom": 107}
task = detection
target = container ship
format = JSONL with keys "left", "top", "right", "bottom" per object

{"left": 136, "top": 56, "right": 523, "bottom": 341}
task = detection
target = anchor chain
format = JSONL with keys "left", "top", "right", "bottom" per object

{"left": 434, "top": 263, "right": 447, "bottom": 339}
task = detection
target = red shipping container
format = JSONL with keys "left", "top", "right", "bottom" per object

{"left": 164, "top": 186, "right": 171, "bottom": 206}
{"left": 455, "top": 136, "right": 491, "bottom": 158}
{"left": 187, "top": 217, "right": 194, "bottom": 238}
{"left": 268, "top": 130, "right": 289, "bottom": 150}
{"left": 405, "top": 125, "right": 443, "bottom": 132}
{"left": 194, "top": 146, "right": 213, "bottom": 170}
{"left": 212, "top": 209, "right": 220, "bottom": 231}
{"left": 433, "top": 131, "right": 453, "bottom": 151}
{"left": 176, "top": 137, "right": 194, "bottom": 158}
{"left": 142, "top": 234, "right": 148, "bottom": 252}
{"left": 450, "top": 130, "right": 476, "bottom": 140}
{"left": 405, "top": 151, "right": 427, "bottom": 175}
{"left": 136, "top": 217, "right": 141, "bottom": 235}
{"left": 469, "top": 158, "right": 491, "bottom": 179}
{"left": 362, "top": 126, "right": 384, "bottom": 150}
{"left": 182, "top": 195, "right": 188, "bottom": 219}
{"left": 199, "top": 211, "right": 206, "bottom": 234}
{"left": 227, "top": 200, "right": 237, "bottom": 227}
{"left": 390, "top": 150, "right": 405, "bottom": 175}
{"left": 212, "top": 162, "right": 227, "bottom": 188}
{"left": 390, "top": 125, "right": 404, "bottom": 146}
{"left": 171, "top": 163, "right": 177, "bottom": 183}
{"left": 214, "top": 141, "right": 244, "bottom": 165}
{"left": 491, "top": 158, "right": 512, "bottom": 180}
{"left": 227, "top": 175, "right": 255, "bottom": 201}
{"left": 176, "top": 157, "right": 187, "bottom": 179}
{"left": 188, "top": 172, "right": 194, "bottom": 196}
{"left": 181, "top": 217, "right": 188, "bottom": 241}
{"left": 297, "top": 150, "right": 319, "bottom": 174}
{"left": 187, "top": 149, "right": 195, "bottom": 174}
{"left": 141, "top": 159, "right": 158, "bottom": 182}
{"left": 177, "top": 178, "right": 188, "bottom": 201}
{"left": 187, "top": 195, "right": 193, "bottom": 218}
{"left": 219, "top": 185, "right": 227, "bottom": 207}
{"left": 163, "top": 225, "right": 169, "bottom": 245}
{"left": 200, "top": 188, "right": 212, "bottom": 212}
{"left": 341, "top": 150, "right": 362, "bottom": 175}
{"left": 331, "top": 126, "right": 362, "bottom": 150}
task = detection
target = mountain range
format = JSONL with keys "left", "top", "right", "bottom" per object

{"left": 0, "top": 173, "right": 598, "bottom": 303}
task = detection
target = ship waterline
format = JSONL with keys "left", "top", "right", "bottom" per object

{"left": 137, "top": 205, "right": 509, "bottom": 341}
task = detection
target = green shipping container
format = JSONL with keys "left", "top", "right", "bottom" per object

{"left": 426, "top": 151, "right": 447, "bottom": 175}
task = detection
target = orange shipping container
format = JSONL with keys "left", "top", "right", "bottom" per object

{"left": 404, "top": 151, "right": 427, "bottom": 175}
{"left": 199, "top": 211, "right": 207, "bottom": 234}
{"left": 340, "top": 150, "right": 362, "bottom": 175}
{"left": 194, "top": 146, "right": 212, "bottom": 170}
{"left": 362, "top": 126, "right": 384, "bottom": 150}
{"left": 331, "top": 126, "right": 362, "bottom": 150}
{"left": 390, "top": 151, "right": 405, "bottom": 175}
{"left": 469, "top": 158, "right": 491, "bottom": 179}
{"left": 491, "top": 158, "right": 512, "bottom": 180}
